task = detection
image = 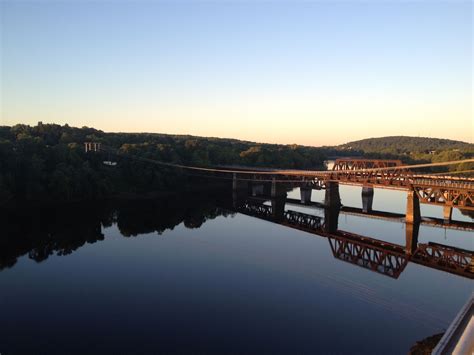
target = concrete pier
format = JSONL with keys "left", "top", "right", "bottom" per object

{"left": 251, "top": 184, "right": 264, "bottom": 197}
{"left": 406, "top": 190, "right": 421, "bottom": 224}
{"left": 405, "top": 221, "right": 420, "bottom": 255}
{"left": 443, "top": 206, "right": 453, "bottom": 224}
{"left": 271, "top": 197, "right": 286, "bottom": 221}
{"left": 361, "top": 187, "right": 374, "bottom": 213}
{"left": 232, "top": 173, "right": 248, "bottom": 192}
{"left": 300, "top": 186, "right": 312, "bottom": 204}
{"left": 271, "top": 178, "right": 286, "bottom": 198}
{"left": 325, "top": 182, "right": 341, "bottom": 208}
{"left": 324, "top": 206, "right": 340, "bottom": 233}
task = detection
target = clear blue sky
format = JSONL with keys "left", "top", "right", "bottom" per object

{"left": 1, "top": 0, "right": 472, "bottom": 145}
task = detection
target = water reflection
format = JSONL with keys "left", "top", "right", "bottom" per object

{"left": 1, "top": 185, "right": 473, "bottom": 354}
{"left": 0, "top": 189, "right": 234, "bottom": 270}
{"left": 234, "top": 195, "right": 473, "bottom": 280}
{"left": 1, "top": 186, "right": 472, "bottom": 281}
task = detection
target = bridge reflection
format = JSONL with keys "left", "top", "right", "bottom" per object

{"left": 233, "top": 194, "right": 474, "bottom": 280}
{"left": 1, "top": 186, "right": 472, "bottom": 281}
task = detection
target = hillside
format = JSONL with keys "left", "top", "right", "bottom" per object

{"left": 336, "top": 136, "right": 474, "bottom": 172}
{"left": 339, "top": 136, "right": 472, "bottom": 154}
{"left": 0, "top": 123, "right": 332, "bottom": 204}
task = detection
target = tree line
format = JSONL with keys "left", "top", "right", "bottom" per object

{"left": 1, "top": 123, "right": 472, "bottom": 205}
{"left": 0, "top": 123, "right": 330, "bottom": 204}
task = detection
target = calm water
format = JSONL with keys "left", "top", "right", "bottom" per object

{"left": 1, "top": 185, "right": 473, "bottom": 354}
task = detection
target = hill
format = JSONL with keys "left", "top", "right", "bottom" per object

{"left": 0, "top": 123, "right": 333, "bottom": 204}
{"left": 336, "top": 136, "right": 473, "bottom": 167}
{"left": 338, "top": 136, "right": 472, "bottom": 155}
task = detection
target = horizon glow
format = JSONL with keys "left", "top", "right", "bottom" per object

{"left": 1, "top": 1, "right": 472, "bottom": 146}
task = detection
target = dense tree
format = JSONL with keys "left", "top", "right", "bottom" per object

{"left": 0, "top": 123, "right": 329, "bottom": 204}
{"left": 1, "top": 124, "right": 472, "bottom": 205}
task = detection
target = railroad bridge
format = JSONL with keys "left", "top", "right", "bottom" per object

{"left": 231, "top": 158, "right": 474, "bottom": 224}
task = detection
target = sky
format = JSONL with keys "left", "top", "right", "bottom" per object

{"left": 0, "top": 0, "right": 472, "bottom": 146}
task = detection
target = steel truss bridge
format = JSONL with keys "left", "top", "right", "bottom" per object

{"left": 240, "top": 158, "right": 474, "bottom": 212}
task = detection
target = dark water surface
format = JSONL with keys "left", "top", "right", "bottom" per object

{"left": 1, "top": 185, "right": 472, "bottom": 354}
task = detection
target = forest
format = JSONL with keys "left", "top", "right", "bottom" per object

{"left": 339, "top": 136, "right": 474, "bottom": 166}
{"left": 1, "top": 123, "right": 472, "bottom": 205}
{"left": 0, "top": 123, "right": 331, "bottom": 204}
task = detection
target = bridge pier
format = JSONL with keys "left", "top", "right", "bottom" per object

{"left": 232, "top": 173, "right": 248, "bottom": 192}
{"left": 271, "top": 197, "right": 286, "bottom": 222}
{"left": 405, "top": 221, "right": 420, "bottom": 255}
{"left": 325, "top": 182, "right": 341, "bottom": 208}
{"left": 324, "top": 206, "right": 340, "bottom": 233}
{"left": 362, "top": 186, "right": 374, "bottom": 213}
{"left": 361, "top": 187, "right": 374, "bottom": 213}
{"left": 443, "top": 206, "right": 453, "bottom": 224}
{"left": 251, "top": 184, "right": 264, "bottom": 197}
{"left": 406, "top": 190, "right": 421, "bottom": 224}
{"left": 232, "top": 191, "right": 245, "bottom": 210}
{"left": 300, "top": 186, "right": 312, "bottom": 204}
{"left": 271, "top": 178, "right": 287, "bottom": 198}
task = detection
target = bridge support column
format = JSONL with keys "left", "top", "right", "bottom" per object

{"left": 300, "top": 186, "right": 312, "bottom": 204}
{"left": 361, "top": 187, "right": 374, "bottom": 213}
{"left": 324, "top": 206, "right": 340, "bottom": 233}
{"left": 271, "top": 197, "right": 286, "bottom": 222}
{"left": 232, "top": 173, "right": 248, "bottom": 192}
{"left": 232, "top": 191, "right": 245, "bottom": 210}
{"left": 443, "top": 206, "right": 453, "bottom": 224}
{"left": 325, "top": 182, "right": 341, "bottom": 208}
{"left": 405, "top": 221, "right": 420, "bottom": 255}
{"left": 271, "top": 178, "right": 286, "bottom": 198}
{"left": 251, "top": 184, "right": 264, "bottom": 197}
{"left": 406, "top": 190, "right": 421, "bottom": 224}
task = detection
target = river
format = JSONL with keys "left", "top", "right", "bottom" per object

{"left": 0, "top": 184, "right": 472, "bottom": 354}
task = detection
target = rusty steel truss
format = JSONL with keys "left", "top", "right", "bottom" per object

{"left": 332, "top": 158, "right": 402, "bottom": 171}
{"left": 269, "top": 159, "right": 474, "bottom": 211}
{"left": 413, "top": 184, "right": 474, "bottom": 210}
{"left": 412, "top": 243, "right": 473, "bottom": 279}
{"left": 327, "top": 231, "right": 408, "bottom": 279}
{"left": 237, "top": 201, "right": 323, "bottom": 231}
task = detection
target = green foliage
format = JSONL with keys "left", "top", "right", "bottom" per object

{"left": 0, "top": 123, "right": 329, "bottom": 203}
{"left": 339, "top": 136, "right": 473, "bottom": 171}
{"left": 340, "top": 136, "right": 472, "bottom": 155}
